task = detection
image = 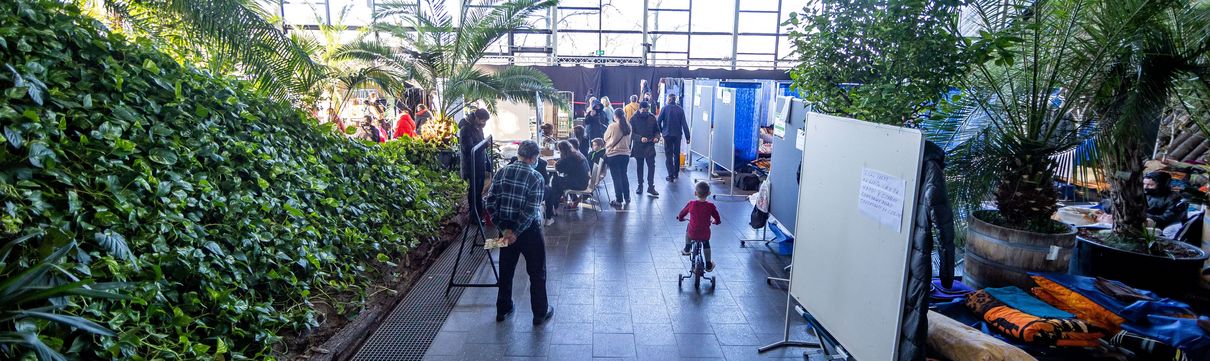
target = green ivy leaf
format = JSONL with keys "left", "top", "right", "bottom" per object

{"left": 148, "top": 148, "right": 178, "bottom": 165}
{"left": 27, "top": 141, "right": 53, "bottom": 168}
{"left": 4, "top": 126, "right": 22, "bottom": 149}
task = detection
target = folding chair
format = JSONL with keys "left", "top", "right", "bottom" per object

{"left": 565, "top": 161, "right": 607, "bottom": 212}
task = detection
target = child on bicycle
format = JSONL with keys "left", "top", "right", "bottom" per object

{"left": 678, "top": 182, "right": 721, "bottom": 272}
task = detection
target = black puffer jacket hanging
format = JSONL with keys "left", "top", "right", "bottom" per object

{"left": 897, "top": 140, "right": 957, "bottom": 361}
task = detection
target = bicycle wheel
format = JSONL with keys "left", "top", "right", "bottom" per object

{"left": 694, "top": 273, "right": 701, "bottom": 288}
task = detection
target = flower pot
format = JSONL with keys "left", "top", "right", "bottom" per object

{"left": 1073, "top": 236, "right": 1208, "bottom": 296}
{"left": 963, "top": 210, "right": 1077, "bottom": 290}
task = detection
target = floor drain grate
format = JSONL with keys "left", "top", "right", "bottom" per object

{"left": 351, "top": 233, "right": 490, "bottom": 361}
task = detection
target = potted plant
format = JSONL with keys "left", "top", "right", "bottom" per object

{"left": 931, "top": 0, "right": 1146, "bottom": 289}
{"left": 1071, "top": 0, "right": 1210, "bottom": 294}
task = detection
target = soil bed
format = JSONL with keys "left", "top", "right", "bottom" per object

{"left": 1077, "top": 229, "right": 1202, "bottom": 258}
{"left": 279, "top": 204, "right": 468, "bottom": 361}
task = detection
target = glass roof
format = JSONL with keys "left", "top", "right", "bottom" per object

{"left": 264, "top": 0, "right": 799, "bottom": 69}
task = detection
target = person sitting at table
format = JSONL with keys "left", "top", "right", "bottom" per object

{"left": 540, "top": 123, "right": 557, "bottom": 147}
{"left": 1097, "top": 171, "right": 1188, "bottom": 237}
{"left": 587, "top": 138, "right": 606, "bottom": 167}
{"left": 544, "top": 141, "right": 589, "bottom": 225}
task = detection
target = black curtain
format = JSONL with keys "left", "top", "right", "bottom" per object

{"left": 480, "top": 65, "right": 790, "bottom": 116}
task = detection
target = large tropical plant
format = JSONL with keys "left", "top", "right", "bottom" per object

{"left": 289, "top": 10, "right": 411, "bottom": 119}
{"left": 1090, "top": 0, "right": 1210, "bottom": 244}
{"left": 79, "top": 0, "right": 323, "bottom": 101}
{"left": 934, "top": 0, "right": 1148, "bottom": 232}
{"left": 344, "top": 0, "right": 565, "bottom": 126}
{"left": 1, "top": 242, "right": 124, "bottom": 360}
{"left": 782, "top": 0, "right": 967, "bottom": 125}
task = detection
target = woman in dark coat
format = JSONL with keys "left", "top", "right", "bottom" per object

{"left": 545, "top": 141, "right": 590, "bottom": 222}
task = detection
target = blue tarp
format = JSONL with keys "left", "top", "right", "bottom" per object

{"left": 1034, "top": 273, "right": 1210, "bottom": 355}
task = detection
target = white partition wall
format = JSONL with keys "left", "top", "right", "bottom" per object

{"left": 788, "top": 113, "right": 925, "bottom": 361}
{"left": 689, "top": 85, "right": 715, "bottom": 160}
{"left": 709, "top": 87, "right": 737, "bottom": 173}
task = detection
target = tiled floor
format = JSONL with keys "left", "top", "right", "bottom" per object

{"left": 423, "top": 160, "right": 826, "bottom": 361}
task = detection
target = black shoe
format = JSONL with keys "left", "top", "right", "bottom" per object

{"left": 666, "top": 176, "right": 674, "bottom": 181}
{"left": 534, "top": 306, "right": 554, "bottom": 325}
{"left": 496, "top": 307, "right": 514, "bottom": 322}
{"left": 647, "top": 187, "right": 660, "bottom": 197}
{"left": 610, "top": 200, "right": 623, "bottom": 209}
{"left": 636, "top": 185, "right": 643, "bottom": 195}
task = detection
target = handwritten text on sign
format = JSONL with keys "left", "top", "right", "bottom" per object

{"left": 858, "top": 168, "right": 906, "bottom": 232}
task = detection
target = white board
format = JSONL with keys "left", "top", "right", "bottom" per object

{"left": 789, "top": 113, "right": 924, "bottom": 361}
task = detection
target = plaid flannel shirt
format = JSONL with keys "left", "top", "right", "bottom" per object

{"left": 486, "top": 161, "right": 545, "bottom": 233}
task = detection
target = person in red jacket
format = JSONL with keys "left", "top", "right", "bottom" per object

{"left": 677, "top": 182, "right": 721, "bottom": 272}
{"left": 394, "top": 109, "right": 417, "bottom": 138}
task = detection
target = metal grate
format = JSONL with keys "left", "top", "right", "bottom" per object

{"left": 351, "top": 233, "right": 490, "bottom": 361}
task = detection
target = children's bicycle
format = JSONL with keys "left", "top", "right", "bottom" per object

{"left": 679, "top": 240, "right": 715, "bottom": 289}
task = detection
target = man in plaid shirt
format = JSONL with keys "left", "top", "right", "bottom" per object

{"left": 486, "top": 140, "right": 554, "bottom": 325}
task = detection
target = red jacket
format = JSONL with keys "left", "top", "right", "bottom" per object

{"left": 677, "top": 200, "right": 720, "bottom": 240}
{"left": 394, "top": 113, "right": 417, "bottom": 138}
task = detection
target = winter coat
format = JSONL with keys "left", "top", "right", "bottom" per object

{"left": 898, "top": 140, "right": 956, "bottom": 361}
{"left": 458, "top": 119, "right": 488, "bottom": 181}
{"left": 1147, "top": 193, "right": 1187, "bottom": 228}
{"left": 585, "top": 106, "right": 609, "bottom": 140}
{"left": 658, "top": 103, "right": 690, "bottom": 139}
{"left": 629, "top": 111, "right": 660, "bottom": 158}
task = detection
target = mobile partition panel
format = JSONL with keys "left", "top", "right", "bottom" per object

{"left": 708, "top": 87, "right": 742, "bottom": 199}
{"left": 709, "top": 87, "right": 737, "bottom": 175}
{"left": 767, "top": 97, "right": 807, "bottom": 234}
{"left": 689, "top": 84, "right": 715, "bottom": 163}
{"left": 760, "top": 113, "right": 925, "bottom": 361}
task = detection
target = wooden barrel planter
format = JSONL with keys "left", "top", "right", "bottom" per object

{"left": 964, "top": 210, "right": 1077, "bottom": 290}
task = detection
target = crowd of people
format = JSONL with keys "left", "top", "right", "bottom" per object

{"left": 319, "top": 91, "right": 433, "bottom": 143}
{"left": 458, "top": 92, "right": 693, "bottom": 218}
{"left": 468, "top": 91, "right": 721, "bottom": 326}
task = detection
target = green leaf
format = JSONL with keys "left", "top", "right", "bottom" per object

{"left": 14, "top": 311, "right": 116, "bottom": 337}
{"left": 27, "top": 141, "right": 53, "bottom": 168}
{"left": 67, "top": 191, "right": 80, "bottom": 213}
{"left": 93, "top": 229, "right": 133, "bottom": 261}
{"left": 5, "top": 126, "right": 23, "bottom": 148}
{"left": 148, "top": 148, "right": 178, "bottom": 165}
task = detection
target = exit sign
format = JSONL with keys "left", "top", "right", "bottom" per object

{"left": 595, "top": 50, "right": 604, "bottom": 56}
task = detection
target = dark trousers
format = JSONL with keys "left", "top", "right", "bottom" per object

{"left": 497, "top": 225, "right": 549, "bottom": 317}
{"left": 467, "top": 174, "right": 486, "bottom": 221}
{"left": 545, "top": 177, "right": 585, "bottom": 217}
{"left": 606, "top": 155, "right": 631, "bottom": 202}
{"left": 664, "top": 136, "right": 682, "bottom": 178}
{"left": 634, "top": 154, "right": 655, "bottom": 186}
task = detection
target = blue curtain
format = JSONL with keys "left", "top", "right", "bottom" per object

{"left": 723, "top": 82, "right": 760, "bottom": 165}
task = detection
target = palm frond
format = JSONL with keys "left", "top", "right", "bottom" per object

{"left": 104, "top": 0, "right": 323, "bottom": 100}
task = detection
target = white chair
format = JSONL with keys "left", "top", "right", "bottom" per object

{"left": 565, "top": 161, "right": 607, "bottom": 212}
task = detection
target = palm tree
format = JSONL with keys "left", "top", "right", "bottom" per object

{"left": 931, "top": 0, "right": 1153, "bottom": 232}
{"left": 80, "top": 0, "right": 323, "bottom": 101}
{"left": 289, "top": 11, "right": 410, "bottom": 125}
{"left": 1090, "top": 0, "right": 1210, "bottom": 240}
{"left": 343, "top": 0, "right": 565, "bottom": 129}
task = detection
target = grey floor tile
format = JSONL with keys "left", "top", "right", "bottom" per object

{"left": 675, "top": 333, "right": 724, "bottom": 358}
{"left": 548, "top": 344, "right": 593, "bottom": 361}
{"left": 592, "top": 333, "right": 638, "bottom": 358}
